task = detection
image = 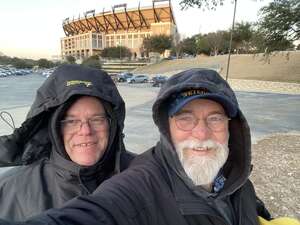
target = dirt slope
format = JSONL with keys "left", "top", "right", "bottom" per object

{"left": 134, "top": 51, "right": 300, "bottom": 83}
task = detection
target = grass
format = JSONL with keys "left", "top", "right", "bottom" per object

{"left": 134, "top": 51, "right": 300, "bottom": 83}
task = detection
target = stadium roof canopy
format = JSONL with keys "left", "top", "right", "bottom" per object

{"left": 62, "top": 1, "right": 176, "bottom": 36}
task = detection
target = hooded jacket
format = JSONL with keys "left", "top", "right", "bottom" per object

{"left": 0, "top": 69, "right": 261, "bottom": 225}
{"left": 0, "top": 65, "right": 134, "bottom": 221}
{"left": 148, "top": 68, "right": 258, "bottom": 224}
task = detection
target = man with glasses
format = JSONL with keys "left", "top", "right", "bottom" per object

{"left": 0, "top": 68, "right": 272, "bottom": 225}
{"left": 0, "top": 65, "right": 134, "bottom": 221}
{"left": 60, "top": 96, "right": 111, "bottom": 167}
{"left": 168, "top": 91, "right": 233, "bottom": 193}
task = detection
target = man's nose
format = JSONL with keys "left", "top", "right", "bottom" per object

{"left": 191, "top": 119, "right": 211, "bottom": 140}
{"left": 78, "top": 121, "right": 92, "bottom": 135}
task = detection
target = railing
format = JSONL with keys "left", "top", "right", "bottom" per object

{"left": 102, "top": 61, "right": 150, "bottom": 74}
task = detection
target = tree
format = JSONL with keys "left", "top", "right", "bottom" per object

{"left": 0, "top": 56, "right": 58, "bottom": 69}
{"left": 256, "top": 0, "right": 299, "bottom": 52}
{"left": 142, "top": 35, "right": 172, "bottom": 54}
{"left": 101, "top": 46, "right": 132, "bottom": 59}
{"left": 196, "top": 31, "right": 229, "bottom": 56}
{"left": 206, "top": 31, "right": 227, "bottom": 55}
{"left": 249, "top": 29, "right": 266, "bottom": 53}
{"left": 180, "top": 36, "right": 198, "bottom": 56}
{"left": 233, "top": 22, "right": 254, "bottom": 53}
{"left": 258, "top": 0, "right": 300, "bottom": 43}
{"left": 11, "top": 57, "right": 34, "bottom": 69}
{"left": 81, "top": 55, "right": 102, "bottom": 69}
{"left": 178, "top": 0, "right": 236, "bottom": 80}
{"left": 195, "top": 34, "right": 211, "bottom": 55}
{"left": 37, "top": 58, "right": 54, "bottom": 68}
{"left": 172, "top": 32, "right": 183, "bottom": 58}
{"left": 65, "top": 55, "right": 76, "bottom": 64}
{"left": 0, "top": 55, "right": 12, "bottom": 65}
{"left": 179, "top": 0, "right": 224, "bottom": 10}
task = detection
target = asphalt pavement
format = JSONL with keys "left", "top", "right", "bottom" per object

{"left": 118, "top": 83, "right": 300, "bottom": 153}
{"left": 1, "top": 82, "right": 300, "bottom": 154}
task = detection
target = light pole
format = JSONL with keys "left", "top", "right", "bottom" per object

{"left": 117, "top": 41, "right": 122, "bottom": 73}
{"left": 113, "top": 4, "right": 127, "bottom": 69}
{"left": 117, "top": 41, "right": 122, "bottom": 61}
{"left": 119, "top": 43, "right": 122, "bottom": 63}
{"left": 225, "top": 0, "right": 237, "bottom": 81}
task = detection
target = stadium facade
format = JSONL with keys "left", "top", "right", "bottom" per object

{"left": 61, "top": 1, "right": 177, "bottom": 60}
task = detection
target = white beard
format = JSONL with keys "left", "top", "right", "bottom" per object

{"left": 175, "top": 139, "right": 229, "bottom": 190}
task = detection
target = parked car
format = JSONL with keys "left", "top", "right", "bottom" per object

{"left": 127, "top": 74, "right": 149, "bottom": 83}
{"left": 0, "top": 71, "right": 8, "bottom": 77}
{"left": 151, "top": 75, "right": 167, "bottom": 87}
{"left": 117, "top": 72, "right": 133, "bottom": 82}
{"left": 108, "top": 73, "right": 117, "bottom": 83}
{"left": 41, "top": 69, "right": 55, "bottom": 78}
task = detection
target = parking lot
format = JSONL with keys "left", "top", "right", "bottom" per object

{"left": 117, "top": 83, "right": 300, "bottom": 154}
{"left": 1, "top": 77, "right": 299, "bottom": 154}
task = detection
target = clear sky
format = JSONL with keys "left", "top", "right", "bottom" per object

{"left": 0, "top": 0, "right": 272, "bottom": 59}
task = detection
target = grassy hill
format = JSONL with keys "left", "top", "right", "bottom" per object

{"left": 133, "top": 51, "right": 300, "bottom": 83}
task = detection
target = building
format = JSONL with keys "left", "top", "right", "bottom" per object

{"left": 60, "top": 0, "right": 177, "bottom": 60}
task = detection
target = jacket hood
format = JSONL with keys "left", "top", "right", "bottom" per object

{"left": 28, "top": 64, "right": 125, "bottom": 124}
{"left": 0, "top": 65, "right": 126, "bottom": 173}
{"left": 48, "top": 95, "right": 118, "bottom": 182}
{"left": 152, "top": 68, "right": 252, "bottom": 197}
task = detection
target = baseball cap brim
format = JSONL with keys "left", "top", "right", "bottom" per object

{"left": 168, "top": 93, "right": 237, "bottom": 118}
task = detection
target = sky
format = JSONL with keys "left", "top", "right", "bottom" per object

{"left": 0, "top": 0, "right": 273, "bottom": 59}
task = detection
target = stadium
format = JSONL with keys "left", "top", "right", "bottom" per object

{"left": 61, "top": 0, "right": 177, "bottom": 60}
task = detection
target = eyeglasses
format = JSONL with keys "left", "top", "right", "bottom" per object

{"left": 61, "top": 115, "right": 109, "bottom": 134}
{"left": 173, "top": 113, "right": 230, "bottom": 132}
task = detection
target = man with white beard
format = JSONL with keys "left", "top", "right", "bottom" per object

{"left": 168, "top": 93, "right": 232, "bottom": 193}
{"left": 0, "top": 69, "right": 273, "bottom": 225}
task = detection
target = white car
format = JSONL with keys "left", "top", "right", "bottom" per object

{"left": 127, "top": 75, "right": 149, "bottom": 83}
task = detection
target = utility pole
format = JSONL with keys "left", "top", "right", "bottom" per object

{"left": 225, "top": 0, "right": 237, "bottom": 81}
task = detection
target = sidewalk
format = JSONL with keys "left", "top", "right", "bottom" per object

{"left": 159, "top": 70, "right": 300, "bottom": 95}
{"left": 228, "top": 79, "right": 300, "bottom": 95}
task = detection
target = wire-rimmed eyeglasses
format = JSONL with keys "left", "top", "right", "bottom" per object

{"left": 61, "top": 115, "right": 110, "bottom": 134}
{"left": 172, "top": 113, "right": 230, "bottom": 132}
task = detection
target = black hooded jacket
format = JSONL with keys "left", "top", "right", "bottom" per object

{"left": 0, "top": 65, "right": 134, "bottom": 221}
{"left": 0, "top": 69, "right": 261, "bottom": 225}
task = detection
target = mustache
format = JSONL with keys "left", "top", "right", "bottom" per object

{"left": 175, "top": 139, "right": 220, "bottom": 151}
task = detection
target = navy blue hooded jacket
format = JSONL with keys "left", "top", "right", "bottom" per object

{"left": 0, "top": 65, "right": 134, "bottom": 221}
{"left": 0, "top": 69, "right": 263, "bottom": 225}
